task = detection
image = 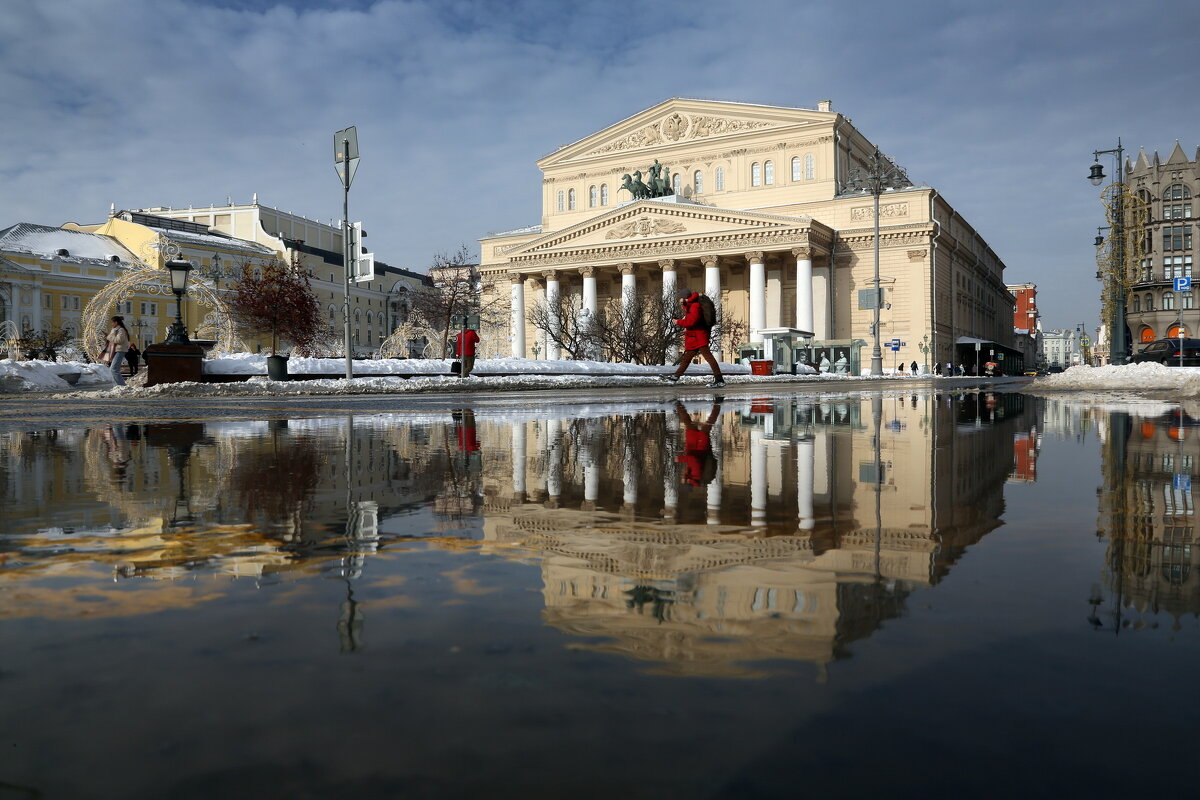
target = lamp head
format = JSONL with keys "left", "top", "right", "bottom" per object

{"left": 1088, "top": 162, "right": 1105, "bottom": 186}
{"left": 166, "top": 259, "right": 192, "bottom": 293}
{"left": 1094, "top": 234, "right": 1104, "bottom": 247}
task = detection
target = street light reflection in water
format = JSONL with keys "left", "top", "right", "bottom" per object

{"left": 1, "top": 391, "right": 1199, "bottom": 798}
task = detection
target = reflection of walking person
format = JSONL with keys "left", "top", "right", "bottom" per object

{"left": 665, "top": 289, "right": 724, "bottom": 387}
{"left": 100, "top": 424, "right": 132, "bottom": 484}
{"left": 105, "top": 316, "right": 130, "bottom": 387}
{"left": 675, "top": 400, "right": 721, "bottom": 486}
{"left": 451, "top": 409, "right": 479, "bottom": 452}
{"left": 455, "top": 328, "right": 480, "bottom": 378}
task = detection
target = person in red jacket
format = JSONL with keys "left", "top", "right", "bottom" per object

{"left": 666, "top": 289, "right": 724, "bottom": 387}
{"left": 455, "top": 327, "right": 481, "bottom": 378}
{"left": 675, "top": 400, "right": 722, "bottom": 487}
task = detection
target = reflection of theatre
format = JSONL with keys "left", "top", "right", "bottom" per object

{"left": 478, "top": 396, "right": 1026, "bottom": 676}
{"left": 1098, "top": 408, "right": 1200, "bottom": 626}
{"left": 479, "top": 98, "right": 1018, "bottom": 372}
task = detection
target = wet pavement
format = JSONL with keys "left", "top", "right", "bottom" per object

{"left": 1, "top": 385, "right": 1196, "bottom": 798}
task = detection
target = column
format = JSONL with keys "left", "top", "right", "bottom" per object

{"left": 580, "top": 266, "right": 597, "bottom": 319}
{"left": 750, "top": 428, "right": 767, "bottom": 527}
{"left": 793, "top": 246, "right": 814, "bottom": 334}
{"left": 511, "top": 420, "right": 527, "bottom": 502}
{"left": 544, "top": 270, "right": 561, "bottom": 361}
{"left": 747, "top": 250, "right": 765, "bottom": 344}
{"left": 620, "top": 263, "right": 637, "bottom": 312}
{"left": 660, "top": 259, "right": 678, "bottom": 362}
{"left": 702, "top": 255, "right": 722, "bottom": 359}
{"left": 510, "top": 274, "right": 526, "bottom": 358}
{"left": 813, "top": 255, "right": 830, "bottom": 340}
{"left": 797, "top": 436, "right": 815, "bottom": 531}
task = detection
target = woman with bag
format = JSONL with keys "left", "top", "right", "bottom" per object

{"left": 105, "top": 316, "right": 131, "bottom": 386}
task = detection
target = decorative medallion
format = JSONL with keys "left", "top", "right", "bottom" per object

{"left": 604, "top": 216, "right": 688, "bottom": 239}
{"left": 850, "top": 203, "right": 910, "bottom": 221}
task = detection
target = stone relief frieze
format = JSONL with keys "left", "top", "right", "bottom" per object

{"left": 585, "top": 115, "right": 775, "bottom": 156}
{"left": 850, "top": 203, "right": 910, "bottom": 220}
{"left": 604, "top": 216, "right": 688, "bottom": 239}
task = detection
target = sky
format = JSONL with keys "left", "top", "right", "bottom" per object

{"left": 2, "top": 0, "right": 1198, "bottom": 332}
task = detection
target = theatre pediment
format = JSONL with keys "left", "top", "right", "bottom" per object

{"left": 505, "top": 202, "right": 812, "bottom": 258}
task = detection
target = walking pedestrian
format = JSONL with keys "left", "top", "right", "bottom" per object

{"left": 455, "top": 327, "right": 480, "bottom": 378}
{"left": 126, "top": 343, "right": 141, "bottom": 376}
{"left": 911, "top": 360, "right": 919, "bottom": 374}
{"left": 665, "top": 288, "right": 724, "bottom": 387}
{"left": 675, "top": 400, "right": 721, "bottom": 487}
{"left": 104, "top": 316, "right": 130, "bottom": 387}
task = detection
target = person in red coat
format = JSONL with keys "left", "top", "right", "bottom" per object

{"left": 667, "top": 289, "right": 724, "bottom": 387}
{"left": 675, "top": 400, "right": 722, "bottom": 487}
{"left": 455, "top": 328, "right": 480, "bottom": 378}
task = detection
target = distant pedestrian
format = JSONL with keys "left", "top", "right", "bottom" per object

{"left": 105, "top": 316, "right": 130, "bottom": 387}
{"left": 911, "top": 360, "right": 919, "bottom": 374}
{"left": 934, "top": 362, "right": 942, "bottom": 376}
{"left": 897, "top": 362, "right": 906, "bottom": 374}
{"left": 126, "top": 343, "right": 141, "bottom": 375}
{"left": 665, "top": 289, "right": 724, "bottom": 387}
{"left": 455, "top": 327, "right": 480, "bottom": 378}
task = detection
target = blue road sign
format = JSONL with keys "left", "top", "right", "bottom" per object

{"left": 1174, "top": 473, "right": 1191, "bottom": 491}
{"left": 1175, "top": 276, "right": 1192, "bottom": 292}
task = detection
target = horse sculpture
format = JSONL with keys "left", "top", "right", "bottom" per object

{"left": 620, "top": 165, "right": 675, "bottom": 201}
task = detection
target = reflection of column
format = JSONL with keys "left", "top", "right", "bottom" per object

{"left": 797, "top": 436, "right": 815, "bottom": 530}
{"left": 747, "top": 250, "right": 765, "bottom": 344}
{"left": 706, "top": 410, "right": 722, "bottom": 524}
{"left": 546, "top": 418, "right": 562, "bottom": 506}
{"left": 793, "top": 246, "right": 814, "bottom": 334}
{"left": 510, "top": 274, "right": 526, "bottom": 358}
{"left": 511, "top": 420, "right": 527, "bottom": 501}
{"left": 583, "top": 430, "right": 599, "bottom": 512}
{"left": 751, "top": 428, "right": 767, "bottom": 527}
{"left": 663, "top": 410, "right": 679, "bottom": 519}
{"left": 622, "top": 436, "right": 638, "bottom": 514}
{"left": 544, "top": 270, "right": 561, "bottom": 361}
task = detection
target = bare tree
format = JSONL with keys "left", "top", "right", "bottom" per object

{"left": 527, "top": 292, "right": 597, "bottom": 360}
{"left": 410, "top": 244, "right": 478, "bottom": 357}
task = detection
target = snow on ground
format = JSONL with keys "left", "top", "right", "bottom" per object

{"left": 205, "top": 354, "right": 763, "bottom": 376}
{"left": 1030, "top": 362, "right": 1200, "bottom": 393}
{"left": 0, "top": 359, "right": 113, "bottom": 392}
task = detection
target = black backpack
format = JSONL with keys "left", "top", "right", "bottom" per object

{"left": 696, "top": 294, "right": 716, "bottom": 331}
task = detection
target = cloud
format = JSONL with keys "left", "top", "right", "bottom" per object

{"left": 3, "top": 0, "right": 1200, "bottom": 328}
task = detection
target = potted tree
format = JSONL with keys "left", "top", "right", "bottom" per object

{"left": 229, "top": 260, "right": 322, "bottom": 380}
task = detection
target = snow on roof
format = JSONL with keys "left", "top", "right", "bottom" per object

{"left": 0, "top": 223, "right": 137, "bottom": 263}
{"left": 156, "top": 226, "right": 274, "bottom": 255}
{"left": 485, "top": 224, "right": 543, "bottom": 238}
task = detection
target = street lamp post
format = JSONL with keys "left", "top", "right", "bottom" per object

{"left": 846, "top": 147, "right": 912, "bottom": 376}
{"left": 164, "top": 259, "right": 193, "bottom": 345}
{"left": 918, "top": 333, "right": 931, "bottom": 374}
{"left": 1088, "top": 139, "right": 1128, "bottom": 365}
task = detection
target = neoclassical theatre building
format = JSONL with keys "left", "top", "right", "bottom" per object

{"left": 479, "top": 98, "right": 1018, "bottom": 373}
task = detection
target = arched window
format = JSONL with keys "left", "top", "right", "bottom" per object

{"left": 568, "top": 189, "right": 576, "bottom": 210}
{"left": 764, "top": 160, "right": 775, "bottom": 185}
{"left": 589, "top": 185, "right": 598, "bottom": 207}
{"left": 1163, "top": 291, "right": 1175, "bottom": 310}
{"left": 791, "top": 157, "right": 801, "bottom": 181}
{"left": 1145, "top": 292, "right": 1154, "bottom": 311}
{"left": 1140, "top": 326, "right": 1155, "bottom": 342}
{"left": 1133, "top": 295, "right": 1141, "bottom": 312}
{"left": 751, "top": 162, "right": 761, "bottom": 186}
{"left": 329, "top": 304, "right": 336, "bottom": 321}
{"left": 1163, "top": 184, "right": 1193, "bottom": 220}
{"left": 805, "top": 154, "right": 815, "bottom": 180}
{"left": 1168, "top": 324, "right": 1186, "bottom": 338}
{"left": 673, "top": 173, "right": 681, "bottom": 195}
{"left": 366, "top": 311, "right": 373, "bottom": 325}
{"left": 600, "top": 184, "right": 609, "bottom": 206}
{"left": 693, "top": 170, "right": 703, "bottom": 194}
{"left": 715, "top": 166, "right": 725, "bottom": 191}
{"left": 556, "top": 190, "right": 564, "bottom": 212}
{"left": 1164, "top": 184, "right": 1192, "bottom": 201}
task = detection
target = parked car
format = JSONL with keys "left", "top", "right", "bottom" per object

{"left": 1047, "top": 365, "right": 1065, "bottom": 373}
{"left": 1130, "top": 338, "right": 1200, "bottom": 366}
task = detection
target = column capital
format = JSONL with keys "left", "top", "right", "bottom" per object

{"left": 508, "top": 272, "right": 524, "bottom": 284}
{"left": 578, "top": 266, "right": 596, "bottom": 278}
{"left": 542, "top": 270, "right": 559, "bottom": 281}
{"left": 618, "top": 263, "right": 636, "bottom": 276}
{"left": 744, "top": 250, "right": 765, "bottom": 264}
{"left": 658, "top": 259, "right": 677, "bottom": 271}
{"left": 791, "top": 246, "right": 813, "bottom": 260}
{"left": 700, "top": 255, "right": 720, "bottom": 270}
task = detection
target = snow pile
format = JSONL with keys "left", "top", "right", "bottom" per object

{"left": 204, "top": 353, "right": 768, "bottom": 376}
{"left": 0, "top": 359, "right": 115, "bottom": 392}
{"left": 1030, "top": 362, "right": 1200, "bottom": 392}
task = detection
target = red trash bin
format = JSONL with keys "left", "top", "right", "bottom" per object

{"left": 749, "top": 360, "right": 774, "bottom": 376}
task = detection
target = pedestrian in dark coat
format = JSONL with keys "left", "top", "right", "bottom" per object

{"left": 126, "top": 344, "right": 141, "bottom": 375}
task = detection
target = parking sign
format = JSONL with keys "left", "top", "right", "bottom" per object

{"left": 1175, "top": 276, "right": 1192, "bottom": 292}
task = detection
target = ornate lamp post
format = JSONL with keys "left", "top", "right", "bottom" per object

{"left": 164, "top": 259, "right": 193, "bottom": 345}
{"left": 917, "top": 333, "right": 931, "bottom": 373}
{"left": 846, "top": 148, "right": 913, "bottom": 375}
{"left": 1088, "top": 139, "right": 1128, "bottom": 365}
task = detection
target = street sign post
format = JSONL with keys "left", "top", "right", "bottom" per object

{"left": 334, "top": 126, "right": 360, "bottom": 379}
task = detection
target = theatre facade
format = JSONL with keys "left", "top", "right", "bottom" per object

{"left": 479, "top": 98, "right": 1018, "bottom": 372}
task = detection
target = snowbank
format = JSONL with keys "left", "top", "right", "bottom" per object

{"left": 1029, "top": 362, "right": 1200, "bottom": 392}
{"left": 0, "top": 359, "right": 113, "bottom": 393}
{"left": 204, "top": 354, "right": 768, "bottom": 376}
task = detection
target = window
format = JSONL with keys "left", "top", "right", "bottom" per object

{"left": 556, "top": 190, "right": 564, "bottom": 212}
{"left": 764, "top": 160, "right": 775, "bottom": 185}
{"left": 61, "top": 295, "right": 69, "bottom": 309}
{"left": 140, "top": 302, "right": 158, "bottom": 316}
{"left": 673, "top": 173, "right": 681, "bottom": 195}
{"left": 72, "top": 296, "right": 79, "bottom": 310}
{"left": 693, "top": 170, "right": 703, "bottom": 194}
{"left": 43, "top": 294, "right": 51, "bottom": 308}
{"left": 1133, "top": 295, "right": 1141, "bottom": 312}
{"left": 1145, "top": 292, "right": 1155, "bottom": 311}
{"left": 1164, "top": 202, "right": 1192, "bottom": 219}
{"left": 751, "top": 162, "right": 761, "bottom": 186}
{"left": 1164, "top": 291, "right": 1175, "bottom": 310}
{"left": 805, "top": 154, "right": 815, "bottom": 180}
{"left": 589, "top": 185, "right": 598, "bottom": 208}
{"left": 1185, "top": 291, "right": 1194, "bottom": 310}
{"left": 1164, "top": 225, "right": 1192, "bottom": 251}
{"left": 601, "top": 183, "right": 609, "bottom": 206}
{"left": 715, "top": 166, "right": 725, "bottom": 191}
{"left": 1166, "top": 256, "right": 1194, "bottom": 278}
{"left": 1140, "top": 258, "right": 1154, "bottom": 281}
{"left": 1140, "top": 325, "right": 1154, "bottom": 342}
{"left": 568, "top": 189, "right": 576, "bottom": 210}
{"left": 791, "top": 157, "right": 801, "bottom": 181}
{"left": 1164, "top": 183, "right": 1192, "bottom": 202}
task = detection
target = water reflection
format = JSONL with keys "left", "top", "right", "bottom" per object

{"left": 1095, "top": 404, "right": 1200, "bottom": 631}
{"left": 0, "top": 391, "right": 1043, "bottom": 676}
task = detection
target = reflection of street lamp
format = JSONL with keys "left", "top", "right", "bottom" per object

{"left": 1088, "top": 139, "right": 1128, "bottom": 365}
{"left": 846, "top": 148, "right": 913, "bottom": 376}
{"left": 164, "top": 259, "right": 193, "bottom": 345}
